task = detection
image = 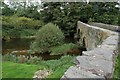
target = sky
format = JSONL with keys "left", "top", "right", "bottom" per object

{"left": 4, "top": 0, "right": 41, "bottom": 6}
{"left": 3, "top": 0, "right": 120, "bottom": 9}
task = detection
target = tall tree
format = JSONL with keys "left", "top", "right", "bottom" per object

{"left": 16, "top": 5, "right": 41, "bottom": 19}
{"left": 1, "top": 2, "right": 15, "bottom": 16}
{"left": 40, "top": 2, "right": 93, "bottom": 36}
{"left": 92, "top": 2, "right": 119, "bottom": 25}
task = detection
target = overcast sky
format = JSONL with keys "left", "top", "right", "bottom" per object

{"left": 4, "top": 0, "right": 41, "bottom": 6}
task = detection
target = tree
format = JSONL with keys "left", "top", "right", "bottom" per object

{"left": 1, "top": 2, "right": 15, "bottom": 16}
{"left": 30, "top": 23, "right": 64, "bottom": 53}
{"left": 2, "top": 1, "right": 41, "bottom": 20}
{"left": 16, "top": 5, "right": 41, "bottom": 19}
{"left": 2, "top": 16, "right": 44, "bottom": 40}
{"left": 91, "top": 2, "right": 119, "bottom": 25}
{"left": 40, "top": 2, "right": 93, "bottom": 36}
{"left": 40, "top": 2, "right": 119, "bottom": 37}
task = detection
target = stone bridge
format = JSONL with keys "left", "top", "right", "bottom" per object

{"left": 61, "top": 21, "right": 119, "bottom": 79}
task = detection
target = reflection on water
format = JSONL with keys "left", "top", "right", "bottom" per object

{"left": 2, "top": 36, "right": 75, "bottom": 50}
{"left": 2, "top": 38, "right": 34, "bottom": 55}
{"left": 2, "top": 38, "right": 34, "bottom": 50}
{"left": 2, "top": 37, "right": 82, "bottom": 60}
{"left": 2, "top": 38, "right": 64, "bottom": 60}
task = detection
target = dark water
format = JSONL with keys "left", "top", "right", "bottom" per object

{"left": 2, "top": 37, "right": 75, "bottom": 50}
{"left": 2, "top": 37, "right": 84, "bottom": 60}
{"left": 2, "top": 38, "right": 63, "bottom": 60}
{"left": 2, "top": 38, "right": 34, "bottom": 55}
{"left": 31, "top": 53, "right": 64, "bottom": 60}
{"left": 2, "top": 38, "right": 33, "bottom": 50}
{"left": 64, "top": 36, "right": 76, "bottom": 43}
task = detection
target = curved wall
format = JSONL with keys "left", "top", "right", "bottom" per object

{"left": 61, "top": 21, "right": 119, "bottom": 79}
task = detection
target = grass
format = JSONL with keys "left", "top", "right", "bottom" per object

{"left": 2, "top": 61, "right": 45, "bottom": 78}
{"left": 113, "top": 56, "right": 120, "bottom": 80}
{"left": 113, "top": 47, "right": 120, "bottom": 79}
{"left": 38, "top": 55, "right": 75, "bottom": 78}
{"left": 50, "top": 43, "right": 78, "bottom": 55}
{"left": 2, "top": 55, "right": 75, "bottom": 79}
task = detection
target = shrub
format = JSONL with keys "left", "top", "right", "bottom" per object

{"left": 26, "top": 56, "right": 42, "bottom": 64}
{"left": 2, "top": 53, "right": 43, "bottom": 64}
{"left": 31, "top": 23, "right": 64, "bottom": 53}
{"left": 2, "top": 54, "right": 17, "bottom": 62}
{"left": 50, "top": 43, "right": 78, "bottom": 55}
{"left": 2, "top": 16, "right": 44, "bottom": 29}
{"left": 60, "top": 55, "right": 74, "bottom": 64}
{"left": 2, "top": 16, "right": 44, "bottom": 39}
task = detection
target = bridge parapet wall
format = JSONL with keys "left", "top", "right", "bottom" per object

{"left": 61, "top": 21, "right": 119, "bottom": 79}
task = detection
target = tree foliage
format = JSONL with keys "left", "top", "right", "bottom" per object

{"left": 40, "top": 2, "right": 119, "bottom": 36}
{"left": 2, "top": 2, "right": 119, "bottom": 38}
{"left": 2, "top": 16, "right": 44, "bottom": 39}
{"left": 1, "top": 2, "right": 15, "bottom": 16}
{"left": 31, "top": 23, "right": 64, "bottom": 53}
{"left": 2, "top": 16, "right": 44, "bottom": 29}
{"left": 91, "top": 2, "right": 119, "bottom": 25}
{"left": 16, "top": 5, "right": 41, "bottom": 20}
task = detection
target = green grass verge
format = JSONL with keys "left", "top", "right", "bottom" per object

{"left": 113, "top": 45, "right": 120, "bottom": 80}
{"left": 113, "top": 47, "right": 120, "bottom": 79}
{"left": 2, "top": 55, "right": 75, "bottom": 79}
{"left": 2, "top": 61, "right": 44, "bottom": 78}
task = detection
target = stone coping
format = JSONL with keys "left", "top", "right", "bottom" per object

{"left": 61, "top": 22, "right": 119, "bottom": 79}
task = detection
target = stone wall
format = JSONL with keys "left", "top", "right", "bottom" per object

{"left": 77, "top": 21, "right": 109, "bottom": 51}
{"left": 61, "top": 21, "right": 119, "bottom": 79}
{"left": 89, "top": 22, "right": 119, "bottom": 32}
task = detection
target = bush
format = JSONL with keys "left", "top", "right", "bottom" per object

{"left": 50, "top": 43, "right": 78, "bottom": 55}
{"left": 2, "top": 54, "right": 17, "bottom": 62}
{"left": 2, "top": 16, "right": 44, "bottom": 29}
{"left": 2, "top": 54, "right": 43, "bottom": 64}
{"left": 31, "top": 23, "right": 64, "bottom": 53}
{"left": 26, "top": 56, "right": 42, "bottom": 64}
{"left": 2, "top": 16, "right": 44, "bottom": 39}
